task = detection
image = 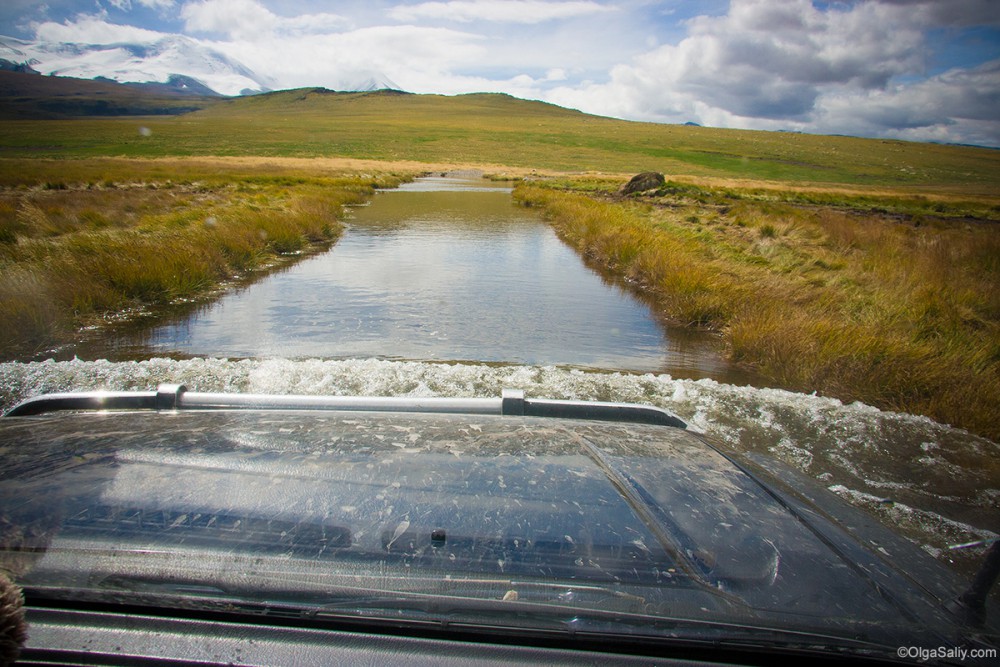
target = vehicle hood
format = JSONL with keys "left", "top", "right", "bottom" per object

{"left": 0, "top": 410, "right": 986, "bottom": 653}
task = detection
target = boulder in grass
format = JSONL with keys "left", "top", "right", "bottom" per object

{"left": 620, "top": 172, "right": 665, "bottom": 195}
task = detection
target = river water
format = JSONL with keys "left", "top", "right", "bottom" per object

{"left": 1, "top": 176, "right": 997, "bottom": 575}
{"left": 67, "top": 176, "right": 739, "bottom": 377}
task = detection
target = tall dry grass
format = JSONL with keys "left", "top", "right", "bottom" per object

{"left": 0, "top": 172, "right": 399, "bottom": 359}
{"left": 516, "top": 183, "right": 1000, "bottom": 442}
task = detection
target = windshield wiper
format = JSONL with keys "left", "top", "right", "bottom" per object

{"left": 81, "top": 570, "right": 654, "bottom": 613}
{"left": 303, "top": 579, "right": 650, "bottom": 612}
{"left": 25, "top": 576, "right": 928, "bottom": 663}
{"left": 267, "top": 589, "right": 913, "bottom": 662}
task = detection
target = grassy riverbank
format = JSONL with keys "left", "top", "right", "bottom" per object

{"left": 515, "top": 180, "right": 1000, "bottom": 442}
{"left": 2, "top": 85, "right": 999, "bottom": 440}
{"left": 0, "top": 158, "right": 412, "bottom": 359}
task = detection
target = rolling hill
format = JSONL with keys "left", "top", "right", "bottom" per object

{"left": 0, "top": 73, "right": 998, "bottom": 194}
{"left": 0, "top": 69, "right": 220, "bottom": 118}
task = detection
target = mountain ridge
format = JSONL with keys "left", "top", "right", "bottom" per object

{"left": 0, "top": 34, "right": 268, "bottom": 96}
{"left": 0, "top": 34, "right": 402, "bottom": 97}
{"left": 0, "top": 68, "right": 220, "bottom": 118}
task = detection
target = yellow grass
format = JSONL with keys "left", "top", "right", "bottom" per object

{"left": 0, "top": 161, "right": 414, "bottom": 358}
{"left": 516, "top": 182, "right": 1000, "bottom": 442}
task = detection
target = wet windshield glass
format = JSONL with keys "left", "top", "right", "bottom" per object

{"left": 0, "top": 411, "right": 933, "bottom": 650}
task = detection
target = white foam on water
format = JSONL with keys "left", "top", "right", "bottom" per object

{"left": 2, "top": 357, "right": 997, "bottom": 567}
{"left": 828, "top": 485, "right": 998, "bottom": 561}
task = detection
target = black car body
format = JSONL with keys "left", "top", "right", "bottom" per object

{"left": 0, "top": 386, "right": 996, "bottom": 665}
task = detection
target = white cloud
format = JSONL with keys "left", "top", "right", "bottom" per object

{"left": 104, "top": 0, "right": 176, "bottom": 10}
{"left": 34, "top": 13, "right": 171, "bottom": 43}
{"left": 874, "top": 0, "right": 1000, "bottom": 29}
{"left": 210, "top": 24, "right": 485, "bottom": 92}
{"left": 812, "top": 59, "right": 1000, "bottom": 145}
{"left": 673, "top": 0, "right": 927, "bottom": 117}
{"left": 16, "top": 0, "right": 1000, "bottom": 146}
{"left": 388, "top": 0, "right": 615, "bottom": 24}
{"left": 543, "top": 67, "right": 566, "bottom": 81}
{"left": 181, "top": 0, "right": 275, "bottom": 38}
{"left": 181, "top": 0, "right": 347, "bottom": 40}
{"left": 540, "top": 0, "right": 1000, "bottom": 145}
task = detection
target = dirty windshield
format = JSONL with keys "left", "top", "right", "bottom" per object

{"left": 1, "top": 0, "right": 999, "bottom": 662}
{"left": 0, "top": 409, "right": 947, "bottom": 651}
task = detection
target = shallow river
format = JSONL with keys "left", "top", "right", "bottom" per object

{"left": 69, "top": 176, "right": 739, "bottom": 378}
{"left": 1, "top": 177, "right": 997, "bottom": 575}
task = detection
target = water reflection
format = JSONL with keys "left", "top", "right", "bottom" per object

{"left": 80, "top": 178, "right": 737, "bottom": 377}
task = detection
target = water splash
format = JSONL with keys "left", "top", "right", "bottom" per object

{"left": 2, "top": 357, "right": 997, "bottom": 571}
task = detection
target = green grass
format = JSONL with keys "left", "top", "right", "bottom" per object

{"left": 2, "top": 88, "right": 999, "bottom": 192}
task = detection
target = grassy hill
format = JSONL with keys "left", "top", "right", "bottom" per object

{"left": 1, "top": 84, "right": 998, "bottom": 194}
{"left": 0, "top": 69, "right": 220, "bottom": 119}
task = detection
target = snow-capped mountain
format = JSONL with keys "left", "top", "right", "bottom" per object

{"left": 0, "top": 35, "right": 271, "bottom": 96}
{"left": 352, "top": 73, "right": 402, "bottom": 93}
{"left": 0, "top": 34, "right": 404, "bottom": 97}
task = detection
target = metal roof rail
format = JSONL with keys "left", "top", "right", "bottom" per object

{"left": 4, "top": 385, "right": 686, "bottom": 428}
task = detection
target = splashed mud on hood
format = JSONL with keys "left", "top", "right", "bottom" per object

{"left": 0, "top": 409, "right": 989, "bottom": 645}
{"left": 2, "top": 357, "right": 997, "bottom": 575}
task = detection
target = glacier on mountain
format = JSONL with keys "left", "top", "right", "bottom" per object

{"left": 0, "top": 34, "right": 270, "bottom": 96}
{"left": 0, "top": 34, "right": 403, "bottom": 96}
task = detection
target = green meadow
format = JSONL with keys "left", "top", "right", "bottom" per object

{"left": 3, "top": 88, "right": 999, "bottom": 192}
{"left": 1, "top": 84, "right": 999, "bottom": 440}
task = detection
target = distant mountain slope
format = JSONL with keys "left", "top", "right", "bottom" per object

{"left": 1, "top": 82, "right": 996, "bottom": 193}
{"left": 352, "top": 73, "right": 402, "bottom": 93}
{"left": 0, "top": 34, "right": 402, "bottom": 97}
{"left": 0, "top": 34, "right": 270, "bottom": 96}
{"left": 0, "top": 69, "right": 219, "bottom": 118}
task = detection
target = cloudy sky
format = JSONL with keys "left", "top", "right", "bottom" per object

{"left": 3, "top": 0, "right": 999, "bottom": 146}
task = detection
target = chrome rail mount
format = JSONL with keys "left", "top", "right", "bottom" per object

{"left": 5, "top": 385, "right": 687, "bottom": 429}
